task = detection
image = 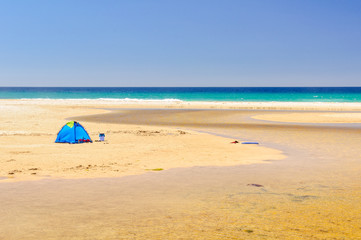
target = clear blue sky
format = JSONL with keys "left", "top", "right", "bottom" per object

{"left": 0, "top": 0, "right": 360, "bottom": 87}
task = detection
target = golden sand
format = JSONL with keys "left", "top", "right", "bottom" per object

{"left": 1, "top": 99, "right": 361, "bottom": 239}
{"left": 0, "top": 101, "right": 284, "bottom": 182}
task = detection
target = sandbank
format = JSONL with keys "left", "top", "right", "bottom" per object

{"left": 2, "top": 98, "right": 360, "bottom": 182}
{"left": 0, "top": 100, "right": 286, "bottom": 182}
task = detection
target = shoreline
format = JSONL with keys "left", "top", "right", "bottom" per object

{"left": 1, "top": 98, "right": 361, "bottom": 111}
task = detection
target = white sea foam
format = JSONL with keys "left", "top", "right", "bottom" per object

{"left": 97, "top": 98, "right": 183, "bottom": 102}
{"left": 1, "top": 99, "right": 361, "bottom": 110}
{"left": 4, "top": 98, "right": 185, "bottom": 106}
{"left": 18, "top": 98, "right": 183, "bottom": 102}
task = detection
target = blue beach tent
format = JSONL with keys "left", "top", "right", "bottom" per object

{"left": 55, "top": 121, "right": 92, "bottom": 144}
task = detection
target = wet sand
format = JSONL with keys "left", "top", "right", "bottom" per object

{"left": 1, "top": 100, "right": 361, "bottom": 239}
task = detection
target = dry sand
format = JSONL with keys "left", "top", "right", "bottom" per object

{"left": 0, "top": 100, "right": 285, "bottom": 182}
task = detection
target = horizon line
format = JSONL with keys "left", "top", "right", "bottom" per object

{"left": 1, "top": 86, "right": 361, "bottom": 88}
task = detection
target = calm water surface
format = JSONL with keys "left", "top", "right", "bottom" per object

{"left": 1, "top": 87, "right": 361, "bottom": 102}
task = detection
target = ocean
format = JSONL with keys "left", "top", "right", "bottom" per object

{"left": 0, "top": 87, "right": 361, "bottom": 102}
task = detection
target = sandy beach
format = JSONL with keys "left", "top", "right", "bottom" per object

{"left": 3, "top": 98, "right": 360, "bottom": 182}
{"left": 2, "top": 0, "right": 361, "bottom": 238}
{"left": 0, "top": 100, "right": 286, "bottom": 181}
{"left": 1, "top": 99, "right": 361, "bottom": 239}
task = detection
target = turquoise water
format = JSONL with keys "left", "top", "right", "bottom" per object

{"left": 0, "top": 87, "right": 361, "bottom": 102}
